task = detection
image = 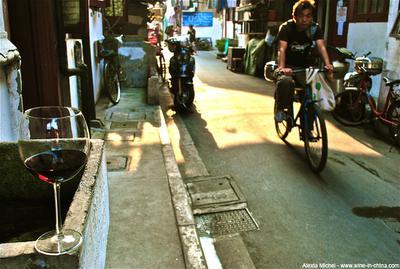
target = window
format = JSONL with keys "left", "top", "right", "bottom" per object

{"left": 105, "top": 0, "right": 124, "bottom": 17}
{"left": 349, "top": 0, "right": 389, "bottom": 22}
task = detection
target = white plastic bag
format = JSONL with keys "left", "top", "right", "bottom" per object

{"left": 306, "top": 69, "right": 336, "bottom": 111}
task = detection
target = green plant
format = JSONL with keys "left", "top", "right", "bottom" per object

{"left": 215, "top": 39, "right": 225, "bottom": 53}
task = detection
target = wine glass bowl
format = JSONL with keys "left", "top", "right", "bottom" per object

{"left": 18, "top": 106, "right": 90, "bottom": 256}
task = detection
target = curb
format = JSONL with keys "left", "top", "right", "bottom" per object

{"left": 158, "top": 108, "right": 207, "bottom": 269}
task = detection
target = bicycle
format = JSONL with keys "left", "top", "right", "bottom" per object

{"left": 100, "top": 18, "right": 123, "bottom": 105}
{"left": 156, "top": 44, "right": 166, "bottom": 82}
{"left": 148, "top": 26, "right": 166, "bottom": 82}
{"left": 274, "top": 67, "right": 328, "bottom": 173}
{"left": 333, "top": 76, "right": 400, "bottom": 145}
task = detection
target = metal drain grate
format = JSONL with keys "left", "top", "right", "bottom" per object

{"left": 107, "top": 156, "right": 129, "bottom": 171}
{"left": 195, "top": 208, "right": 259, "bottom": 236}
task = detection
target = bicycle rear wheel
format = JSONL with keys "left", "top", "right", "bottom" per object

{"left": 274, "top": 102, "right": 291, "bottom": 140}
{"left": 104, "top": 62, "right": 121, "bottom": 105}
{"left": 332, "top": 90, "right": 366, "bottom": 126}
{"left": 304, "top": 106, "right": 328, "bottom": 173}
{"left": 387, "top": 100, "right": 400, "bottom": 146}
{"left": 157, "top": 54, "right": 166, "bottom": 82}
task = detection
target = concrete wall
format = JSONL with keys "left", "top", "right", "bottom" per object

{"left": 346, "top": 22, "right": 387, "bottom": 99}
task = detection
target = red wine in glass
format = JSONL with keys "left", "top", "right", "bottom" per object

{"left": 18, "top": 106, "right": 90, "bottom": 256}
{"left": 24, "top": 149, "right": 87, "bottom": 184}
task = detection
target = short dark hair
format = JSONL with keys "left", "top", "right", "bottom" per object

{"left": 292, "top": 0, "right": 315, "bottom": 17}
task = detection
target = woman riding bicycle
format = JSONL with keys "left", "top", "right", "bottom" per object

{"left": 275, "top": 0, "right": 333, "bottom": 123}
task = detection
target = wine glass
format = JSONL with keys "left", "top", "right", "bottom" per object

{"left": 18, "top": 106, "right": 90, "bottom": 256}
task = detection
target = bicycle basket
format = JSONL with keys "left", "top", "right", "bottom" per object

{"left": 354, "top": 56, "right": 383, "bottom": 75}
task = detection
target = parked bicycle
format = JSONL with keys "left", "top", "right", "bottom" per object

{"left": 99, "top": 18, "right": 123, "bottom": 105}
{"left": 266, "top": 63, "right": 329, "bottom": 173}
{"left": 148, "top": 26, "right": 166, "bottom": 82}
{"left": 156, "top": 45, "right": 167, "bottom": 82}
{"left": 331, "top": 47, "right": 400, "bottom": 146}
{"left": 99, "top": 34, "right": 123, "bottom": 105}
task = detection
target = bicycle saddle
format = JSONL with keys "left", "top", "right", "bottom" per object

{"left": 383, "top": 77, "right": 400, "bottom": 86}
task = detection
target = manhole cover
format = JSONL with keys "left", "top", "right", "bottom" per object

{"left": 128, "top": 111, "right": 146, "bottom": 121}
{"left": 382, "top": 218, "right": 400, "bottom": 233}
{"left": 107, "top": 156, "right": 129, "bottom": 171}
{"left": 186, "top": 175, "right": 247, "bottom": 214}
{"left": 195, "top": 209, "right": 259, "bottom": 236}
{"left": 110, "top": 121, "right": 139, "bottom": 129}
{"left": 108, "top": 111, "right": 129, "bottom": 121}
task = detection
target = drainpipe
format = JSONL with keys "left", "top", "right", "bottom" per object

{"left": 0, "top": 2, "right": 23, "bottom": 141}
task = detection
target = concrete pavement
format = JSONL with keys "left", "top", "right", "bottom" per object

{"left": 94, "top": 87, "right": 206, "bottom": 269}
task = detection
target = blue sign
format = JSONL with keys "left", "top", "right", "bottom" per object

{"left": 182, "top": 12, "right": 213, "bottom": 27}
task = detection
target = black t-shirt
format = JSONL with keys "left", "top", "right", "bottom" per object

{"left": 276, "top": 19, "right": 323, "bottom": 68}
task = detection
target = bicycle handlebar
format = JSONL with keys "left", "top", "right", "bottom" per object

{"left": 278, "top": 67, "right": 332, "bottom": 76}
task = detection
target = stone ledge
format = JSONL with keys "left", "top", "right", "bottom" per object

{"left": 158, "top": 109, "right": 207, "bottom": 269}
{"left": 0, "top": 139, "right": 109, "bottom": 269}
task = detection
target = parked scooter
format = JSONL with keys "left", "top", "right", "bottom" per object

{"left": 329, "top": 46, "right": 384, "bottom": 123}
{"left": 166, "top": 36, "right": 196, "bottom": 110}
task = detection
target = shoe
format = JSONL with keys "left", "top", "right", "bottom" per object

{"left": 274, "top": 110, "right": 287, "bottom": 122}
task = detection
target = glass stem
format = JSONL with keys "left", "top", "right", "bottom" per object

{"left": 53, "top": 183, "right": 63, "bottom": 236}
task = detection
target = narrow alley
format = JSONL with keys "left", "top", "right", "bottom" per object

{"left": 168, "top": 50, "right": 400, "bottom": 268}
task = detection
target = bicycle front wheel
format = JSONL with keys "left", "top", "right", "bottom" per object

{"left": 304, "top": 106, "right": 328, "bottom": 173}
{"left": 274, "top": 102, "right": 291, "bottom": 141}
{"left": 104, "top": 62, "right": 121, "bottom": 105}
{"left": 387, "top": 100, "right": 400, "bottom": 146}
{"left": 332, "top": 90, "right": 366, "bottom": 126}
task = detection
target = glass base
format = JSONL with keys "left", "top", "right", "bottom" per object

{"left": 34, "top": 229, "right": 82, "bottom": 256}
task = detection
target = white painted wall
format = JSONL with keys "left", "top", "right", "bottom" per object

{"left": 347, "top": 22, "right": 387, "bottom": 98}
{"left": 385, "top": 0, "right": 400, "bottom": 73}
{"left": 226, "top": 21, "right": 234, "bottom": 39}
{"left": 377, "top": 0, "right": 400, "bottom": 109}
{"left": 65, "top": 9, "right": 103, "bottom": 109}
{"left": 89, "top": 9, "right": 104, "bottom": 102}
